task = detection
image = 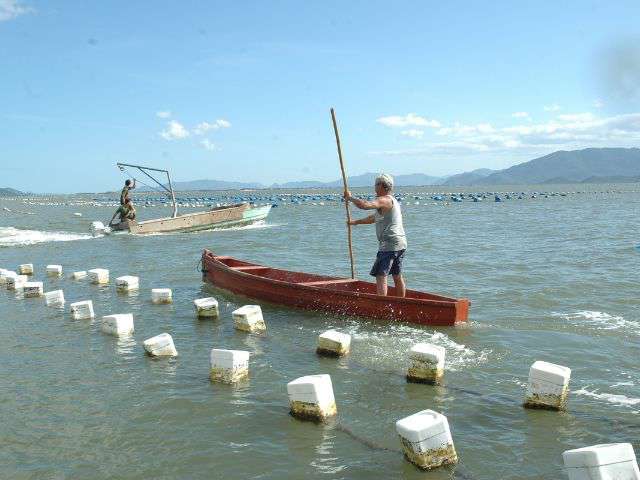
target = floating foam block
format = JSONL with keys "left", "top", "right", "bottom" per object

{"left": 209, "top": 349, "right": 249, "bottom": 383}
{"left": 151, "top": 288, "right": 172, "bottom": 304}
{"left": 88, "top": 268, "right": 109, "bottom": 284}
{"left": 18, "top": 263, "right": 33, "bottom": 275}
{"left": 317, "top": 330, "right": 351, "bottom": 357}
{"left": 45, "top": 289, "right": 65, "bottom": 306}
{"left": 116, "top": 275, "right": 139, "bottom": 292}
{"left": 563, "top": 443, "right": 640, "bottom": 480}
{"left": 233, "top": 305, "right": 266, "bottom": 332}
{"left": 90, "top": 221, "right": 106, "bottom": 236}
{"left": 524, "top": 360, "right": 571, "bottom": 410}
{"left": 0, "top": 270, "right": 17, "bottom": 285}
{"left": 143, "top": 333, "right": 178, "bottom": 357}
{"left": 287, "top": 374, "right": 337, "bottom": 421}
{"left": 71, "top": 271, "right": 87, "bottom": 280}
{"left": 7, "top": 274, "right": 28, "bottom": 290}
{"left": 23, "top": 281, "right": 44, "bottom": 297}
{"left": 407, "top": 343, "right": 446, "bottom": 384}
{"left": 101, "top": 313, "right": 134, "bottom": 336}
{"left": 396, "top": 410, "right": 458, "bottom": 470}
{"left": 46, "top": 265, "right": 63, "bottom": 277}
{"left": 70, "top": 300, "right": 94, "bottom": 320}
{"left": 194, "top": 297, "right": 219, "bottom": 318}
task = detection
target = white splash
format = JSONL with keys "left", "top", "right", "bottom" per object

{"left": 574, "top": 386, "right": 640, "bottom": 409}
{"left": 339, "top": 321, "right": 490, "bottom": 372}
{"left": 551, "top": 310, "right": 640, "bottom": 334}
{"left": 0, "top": 226, "right": 93, "bottom": 247}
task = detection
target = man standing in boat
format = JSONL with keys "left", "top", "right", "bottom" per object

{"left": 120, "top": 178, "right": 136, "bottom": 205}
{"left": 108, "top": 198, "right": 136, "bottom": 226}
{"left": 344, "top": 173, "right": 407, "bottom": 297}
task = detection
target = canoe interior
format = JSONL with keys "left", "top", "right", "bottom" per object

{"left": 209, "top": 253, "right": 459, "bottom": 302}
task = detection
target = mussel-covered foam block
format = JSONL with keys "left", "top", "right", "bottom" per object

{"left": 143, "top": 333, "right": 177, "bottom": 357}
{"left": 233, "top": 305, "right": 266, "bottom": 332}
{"left": 23, "top": 281, "right": 43, "bottom": 297}
{"left": 524, "top": 361, "right": 571, "bottom": 410}
{"left": 101, "top": 314, "right": 134, "bottom": 336}
{"left": 209, "top": 349, "right": 249, "bottom": 383}
{"left": 116, "top": 275, "right": 139, "bottom": 292}
{"left": 46, "top": 265, "right": 63, "bottom": 277}
{"left": 88, "top": 268, "right": 109, "bottom": 284}
{"left": 45, "top": 290, "right": 65, "bottom": 306}
{"left": 407, "top": 343, "right": 446, "bottom": 384}
{"left": 7, "top": 275, "right": 28, "bottom": 290}
{"left": 396, "top": 410, "right": 458, "bottom": 470}
{"left": 0, "top": 270, "right": 17, "bottom": 285}
{"left": 18, "top": 263, "right": 33, "bottom": 275}
{"left": 317, "top": 330, "right": 351, "bottom": 357}
{"left": 563, "top": 443, "right": 640, "bottom": 480}
{"left": 287, "top": 374, "right": 337, "bottom": 421}
{"left": 70, "top": 300, "right": 94, "bottom": 320}
{"left": 194, "top": 297, "right": 219, "bottom": 318}
{"left": 151, "top": 288, "right": 172, "bottom": 304}
{"left": 72, "top": 271, "right": 87, "bottom": 280}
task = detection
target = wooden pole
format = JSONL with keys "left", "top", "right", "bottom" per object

{"left": 330, "top": 108, "right": 356, "bottom": 279}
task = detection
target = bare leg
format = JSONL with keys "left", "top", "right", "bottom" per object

{"left": 392, "top": 274, "right": 406, "bottom": 297}
{"left": 376, "top": 275, "right": 388, "bottom": 296}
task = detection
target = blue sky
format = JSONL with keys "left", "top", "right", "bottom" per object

{"left": 1, "top": 0, "right": 639, "bottom": 193}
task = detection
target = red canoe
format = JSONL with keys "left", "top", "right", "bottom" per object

{"left": 201, "top": 250, "right": 469, "bottom": 326}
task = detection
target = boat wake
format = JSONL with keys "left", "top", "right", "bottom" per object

{"left": 574, "top": 386, "right": 640, "bottom": 411}
{"left": 0, "top": 226, "right": 93, "bottom": 247}
{"left": 211, "top": 221, "right": 284, "bottom": 232}
{"left": 551, "top": 310, "right": 640, "bottom": 335}
{"left": 339, "top": 321, "right": 490, "bottom": 373}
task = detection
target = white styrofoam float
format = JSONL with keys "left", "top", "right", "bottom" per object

{"left": 524, "top": 360, "right": 571, "bottom": 410}
{"left": 407, "top": 343, "right": 446, "bottom": 384}
{"left": 101, "top": 313, "right": 134, "bottom": 336}
{"left": 71, "top": 271, "right": 87, "bottom": 280}
{"left": 396, "top": 409, "right": 458, "bottom": 470}
{"left": 23, "top": 281, "right": 44, "bottom": 297}
{"left": 18, "top": 263, "right": 33, "bottom": 275}
{"left": 88, "top": 268, "right": 109, "bottom": 285}
{"left": 143, "top": 333, "right": 178, "bottom": 357}
{"left": 209, "top": 349, "right": 249, "bottom": 383}
{"left": 45, "top": 289, "right": 65, "bottom": 306}
{"left": 0, "top": 270, "right": 17, "bottom": 285}
{"left": 287, "top": 374, "right": 337, "bottom": 421}
{"left": 46, "top": 265, "right": 63, "bottom": 277}
{"left": 563, "top": 443, "right": 640, "bottom": 480}
{"left": 70, "top": 300, "right": 94, "bottom": 320}
{"left": 194, "top": 297, "right": 219, "bottom": 318}
{"left": 116, "top": 275, "right": 139, "bottom": 292}
{"left": 233, "top": 305, "right": 266, "bottom": 333}
{"left": 7, "top": 274, "right": 28, "bottom": 290}
{"left": 317, "top": 330, "right": 351, "bottom": 357}
{"left": 151, "top": 288, "right": 172, "bottom": 304}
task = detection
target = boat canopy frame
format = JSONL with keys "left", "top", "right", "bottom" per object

{"left": 117, "top": 162, "right": 178, "bottom": 218}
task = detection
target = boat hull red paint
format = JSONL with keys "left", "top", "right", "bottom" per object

{"left": 201, "top": 250, "right": 469, "bottom": 326}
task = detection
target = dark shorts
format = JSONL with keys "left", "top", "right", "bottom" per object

{"left": 370, "top": 249, "right": 406, "bottom": 277}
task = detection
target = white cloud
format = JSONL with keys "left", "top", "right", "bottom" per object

{"left": 193, "top": 119, "right": 232, "bottom": 135}
{"left": 376, "top": 113, "right": 440, "bottom": 128}
{"left": 0, "top": 0, "right": 33, "bottom": 21}
{"left": 156, "top": 111, "right": 171, "bottom": 119}
{"left": 401, "top": 129, "right": 424, "bottom": 138}
{"left": 593, "top": 99, "right": 604, "bottom": 108}
{"left": 200, "top": 139, "right": 217, "bottom": 151}
{"left": 512, "top": 111, "right": 530, "bottom": 119}
{"left": 543, "top": 103, "right": 562, "bottom": 112}
{"left": 437, "top": 123, "right": 495, "bottom": 136}
{"left": 160, "top": 120, "right": 189, "bottom": 140}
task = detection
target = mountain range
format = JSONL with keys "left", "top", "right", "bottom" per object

{"left": 162, "top": 147, "right": 640, "bottom": 190}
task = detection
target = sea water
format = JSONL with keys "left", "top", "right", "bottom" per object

{"left": 1, "top": 185, "right": 639, "bottom": 479}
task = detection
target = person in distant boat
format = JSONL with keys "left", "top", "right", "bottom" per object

{"left": 120, "top": 179, "right": 136, "bottom": 205}
{"left": 344, "top": 173, "right": 407, "bottom": 297}
{"left": 109, "top": 198, "right": 136, "bottom": 226}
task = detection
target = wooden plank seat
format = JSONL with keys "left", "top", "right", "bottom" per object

{"left": 232, "top": 265, "right": 270, "bottom": 271}
{"left": 298, "top": 279, "right": 359, "bottom": 287}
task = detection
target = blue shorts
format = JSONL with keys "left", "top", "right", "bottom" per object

{"left": 370, "top": 250, "right": 406, "bottom": 277}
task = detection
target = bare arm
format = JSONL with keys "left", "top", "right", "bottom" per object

{"left": 348, "top": 214, "right": 375, "bottom": 226}
{"left": 344, "top": 190, "right": 392, "bottom": 211}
